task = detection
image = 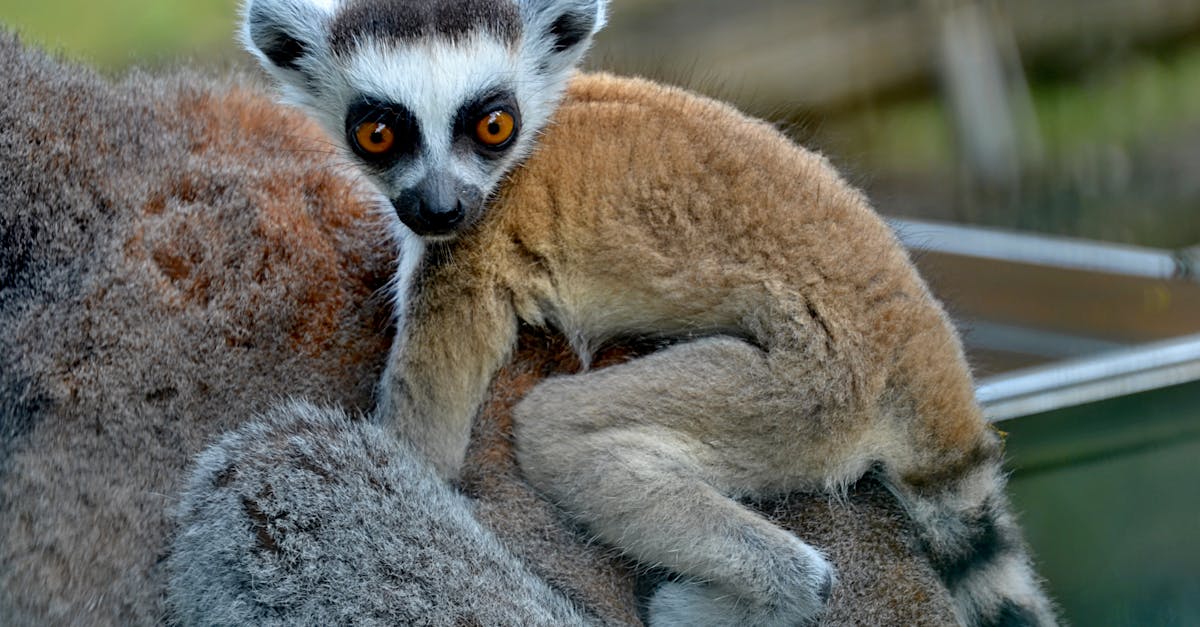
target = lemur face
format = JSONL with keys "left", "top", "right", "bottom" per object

{"left": 243, "top": 0, "right": 607, "bottom": 241}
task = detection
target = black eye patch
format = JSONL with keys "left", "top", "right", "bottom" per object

{"left": 344, "top": 98, "right": 420, "bottom": 166}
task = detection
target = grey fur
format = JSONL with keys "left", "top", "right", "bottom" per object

{"left": 1, "top": 31, "right": 964, "bottom": 627}
{"left": 243, "top": 0, "right": 336, "bottom": 77}
{"left": 168, "top": 400, "right": 589, "bottom": 626}
{"left": 515, "top": 343, "right": 1056, "bottom": 626}
{"left": 0, "top": 32, "right": 600, "bottom": 625}
{"left": 902, "top": 465, "right": 1058, "bottom": 626}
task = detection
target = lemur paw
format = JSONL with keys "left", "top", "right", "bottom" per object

{"left": 648, "top": 549, "right": 834, "bottom": 627}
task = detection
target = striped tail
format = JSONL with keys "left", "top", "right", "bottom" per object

{"left": 889, "top": 453, "right": 1059, "bottom": 626}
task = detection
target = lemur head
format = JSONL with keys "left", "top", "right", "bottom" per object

{"left": 242, "top": 0, "right": 607, "bottom": 240}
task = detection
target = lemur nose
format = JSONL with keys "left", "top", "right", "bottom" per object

{"left": 390, "top": 192, "right": 465, "bottom": 237}
{"left": 418, "top": 200, "right": 466, "bottom": 233}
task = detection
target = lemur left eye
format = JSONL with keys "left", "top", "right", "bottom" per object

{"left": 345, "top": 99, "right": 418, "bottom": 165}
{"left": 474, "top": 110, "right": 517, "bottom": 148}
{"left": 353, "top": 122, "right": 397, "bottom": 157}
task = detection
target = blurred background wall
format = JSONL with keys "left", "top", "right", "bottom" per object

{"left": 592, "top": 0, "right": 1200, "bottom": 252}
{"left": 4, "top": 0, "right": 1197, "bottom": 249}
{"left": 3, "top": 1, "right": 1198, "bottom": 625}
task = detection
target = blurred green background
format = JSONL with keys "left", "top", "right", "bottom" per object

{"left": 3, "top": 1, "right": 1198, "bottom": 625}
{"left": 0, "top": 0, "right": 240, "bottom": 68}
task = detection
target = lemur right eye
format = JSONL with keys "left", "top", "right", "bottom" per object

{"left": 354, "top": 122, "right": 396, "bottom": 156}
{"left": 474, "top": 110, "right": 516, "bottom": 148}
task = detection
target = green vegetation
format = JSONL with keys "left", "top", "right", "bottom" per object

{"left": 821, "top": 39, "right": 1200, "bottom": 248}
{"left": 0, "top": 1, "right": 239, "bottom": 68}
{"left": 1036, "top": 45, "right": 1200, "bottom": 161}
{"left": 828, "top": 41, "right": 1200, "bottom": 174}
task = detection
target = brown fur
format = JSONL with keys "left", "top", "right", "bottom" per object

{"left": 386, "top": 73, "right": 992, "bottom": 482}
{"left": 380, "top": 73, "right": 1054, "bottom": 624}
{"left": 0, "top": 35, "right": 959, "bottom": 625}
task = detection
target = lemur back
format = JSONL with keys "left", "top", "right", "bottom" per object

{"left": 381, "top": 74, "right": 1058, "bottom": 626}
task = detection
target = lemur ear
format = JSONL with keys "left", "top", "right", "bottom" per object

{"left": 518, "top": 0, "right": 608, "bottom": 73}
{"left": 241, "top": 0, "right": 336, "bottom": 79}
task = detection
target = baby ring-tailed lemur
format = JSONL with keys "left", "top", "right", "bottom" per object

{"left": 244, "top": 1, "right": 1057, "bottom": 625}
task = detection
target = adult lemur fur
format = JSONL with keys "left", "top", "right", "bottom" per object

{"left": 0, "top": 28, "right": 967, "bottom": 626}
{"left": 244, "top": 0, "right": 1057, "bottom": 624}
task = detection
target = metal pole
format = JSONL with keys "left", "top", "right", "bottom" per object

{"left": 890, "top": 217, "right": 1196, "bottom": 282}
{"left": 976, "top": 332, "right": 1200, "bottom": 421}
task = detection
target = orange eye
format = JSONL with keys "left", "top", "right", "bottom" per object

{"left": 354, "top": 121, "right": 396, "bottom": 156}
{"left": 475, "top": 110, "right": 516, "bottom": 147}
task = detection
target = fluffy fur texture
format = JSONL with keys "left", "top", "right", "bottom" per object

{"left": 0, "top": 32, "right": 391, "bottom": 624}
{"left": 168, "top": 400, "right": 591, "bottom": 626}
{"left": 1, "top": 33, "right": 963, "bottom": 626}
{"left": 374, "top": 74, "right": 1058, "bottom": 625}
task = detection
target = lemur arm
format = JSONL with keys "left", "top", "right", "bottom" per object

{"left": 374, "top": 253, "right": 520, "bottom": 479}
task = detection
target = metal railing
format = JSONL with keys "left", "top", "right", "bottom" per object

{"left": 976, "top": 332, "right": 1200, "bottom": 421}
{"left": 889, "top": 217, "right": 1198, "bottom": 282}
{"left": 884, "top": 217, "right": 1200, "bottom": 421}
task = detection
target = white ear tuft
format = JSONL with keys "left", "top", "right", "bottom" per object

{"left": 241, "top": 0, "right": 337, "bottom": 80}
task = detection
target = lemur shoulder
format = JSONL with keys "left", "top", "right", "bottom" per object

{"left": 244, "top": 0, "right": 1057, "bottom": 625}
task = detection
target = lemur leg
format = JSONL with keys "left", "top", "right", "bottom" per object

{"left": 514, "top": 336, "right": 848, "bottom": 626}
